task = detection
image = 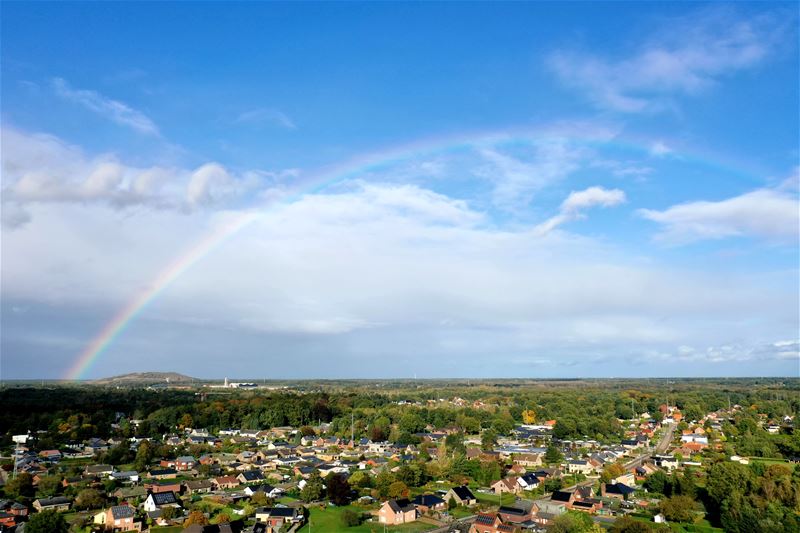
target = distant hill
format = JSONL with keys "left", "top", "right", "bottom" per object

{"left": 91, "top": 372, "right": 197, "bottom": 385}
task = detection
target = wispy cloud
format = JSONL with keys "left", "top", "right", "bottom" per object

{"left": 235, "top": 108, "right": 297, "bottom": 130}
{"left": 534, "top": 186, "right": 626, "bottom": 235}
{"left": 52, "top": 77, "right": 160, "bottom": 135}
{"left": 638, "top": 183, "right": 799, "bottom": 244}
{"left": 548, "top": 8, "right": 787, "bottom": 112}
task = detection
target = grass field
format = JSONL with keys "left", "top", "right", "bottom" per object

{"left": 150, "top": 527, "right": 183, "bottom": 533}
{"left": 300, "top": 504, "right": 436, "bottom": 533}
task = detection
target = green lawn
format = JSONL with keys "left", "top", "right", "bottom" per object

{"left": 747, "top": 457, "right": 797, "bottom": 470}
{"left": 300, "top": 504, "right": 436, "bottom": 533}
{"left": 475, "top": 491, "right": 516, "bottom": 506}
{"left": 668, "top": 520, "right": 724, "bottom": 533}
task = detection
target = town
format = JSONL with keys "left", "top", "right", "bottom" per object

{"left": 0, "top": 378, "right": 797, "bottom": 533}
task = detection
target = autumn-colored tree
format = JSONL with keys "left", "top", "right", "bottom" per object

{"left": 388, "top": 481, "right": 409, "bottom": 499}
{"left": 184, "top": 510, "right": 209, "bottom": 526}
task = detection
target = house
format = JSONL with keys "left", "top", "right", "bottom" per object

{"left": 145, "top": 480, "right": 182, "bottom": 494}
{"left": 184, "top": 479, "right": 214, "bottom": 495}
{"left": 38, "top": 450, "right": 62, "bottom": 462}
{"left": 378, "top": 499, "right": 417, "bottom": 525}
{"left": 33, "top": 496, "right": 71, "bottom": 512}
{"left": 143, "top": 491, "right": 181, "bottom": 512}
{"left": 412, "top": 494, "right": 446, "bottom": 513}
{"left": 531, "top": 499, "right": 567, "bottom": 526}
{"left": 570, "top": 498, "right": 603, "bottom": 514}
{"left": 175, "top": 456, "right": 197, "bottom": 471}
{"left": 566, "top": 460, "right": 595, "bottom": 475}
{"left": 110, "top": 470, "right": 140, "bottom": 483}
{"left": 653, "top": 455, "right": 679, "bottom": 471}
{"left": 513, "top": 453, "right": 542, "bottom": 467}
{"left": 254, "top": 506, "right": 303, "bottom": 527}
{"left": 86, "top": 464, "right": 115, "bottom": 476}
{"left": 149, "top": 468, "right": 178, "bottom": 480}
{"left": 550, "top": 490, "right": 576, "bottom": 505}
{"left": 498, "top": 500, "right": 535, "bottom": 523}
{"left": 469, "top": 512, "right": 519, "bottom": 533}
{"left": 113, "top": 486, "right": 149, "bottom": 501}
{"left": 93, "top": 504, "right": 141, "bottom": 531}
{"left": 517, "top": 473, "right": 540, "bottom": 491}
{"left": 244, "top": 484, "right": 283, "bottom": 499}
{"left": 601, "top": 482, "right": 636, "bottom": 501}
{"left": 237, "top": 471, "right": 265, "bottom": 484}
{"left": 445, "top": 485, "right": 477, "bottom": 506}
{"left": 213, "top": 476, "right": 241, "bottom": 490}
{"left": 492, "top": 477, "right": 520, "bottom": 495}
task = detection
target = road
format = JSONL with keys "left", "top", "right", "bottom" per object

{"left": 655, "top": 422, "right": 676, "bottom": 454}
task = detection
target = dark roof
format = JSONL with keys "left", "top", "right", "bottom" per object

{"left": 520, "top": 473, "right": 540, "bottom": 484}
{"left": 149, "top": 468, "right": 177, "bottom": 475}
{"left": 150, "top": 491, "right": 178, "bottom": 505}
{"left": 605, "top": 482, "right": 636, "bottom": 495}
{"left": 256, "top": 507, "right": 298, "bottom": 518}
{"left": 450, "top": 485, "right": 476, "bottom": 501}
{"left": 551, "top": 490, "right": 573, "bottom": 502}
{"left": 498, "top": 505, "right": 528, "bottom": 516}
{"left": 386, "top": 499, "right": 415, "bottom": 513}
{"left": 36, "top": 497, "right": 71, "bottom": 507}
{"left": 110, "top": 505, "right": 135, "bottom": 519}
{"left": 248, "top": 484, "right": 275, "bottom": 493}
{"left": 240, "top": 471, "right": 265, "bottom": 481}
{"left": 412, "top": 494, "right": 444, "bottom": 507}
{"left": 474, "top": 513, "right": 497, "bottom": 526}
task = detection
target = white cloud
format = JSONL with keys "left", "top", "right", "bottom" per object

{"left": 649, "top": 141, "right": 673, "bottom": 157}
{"left": 477, "top": 139, "right": 585, "bottom": 210}
{"left": 235, "top": 108, "right": 297, "bottom": 130}
{"left": 548, "top": 9, "right": 786, "bottom": 112}
{"left": 52, "top": 78, "right": 160, "bottom": 135}
{"left": 638, "top": 187, "right": 799, "bottom": 243}
{"left": 1, "top": 126, "right": 291, "bottom": 227}
{"left": 534, "top": 186, "right": 626, "bottom": 235}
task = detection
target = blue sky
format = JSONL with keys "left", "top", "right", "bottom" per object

{"left": 1, "top": 2, "right": 798, "bottom": 379}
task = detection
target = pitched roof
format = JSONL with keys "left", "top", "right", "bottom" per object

{"left": 412, "top": 494, "right": 444, "bottom": 507}
{"left": 451, "top": 485, "right": 476, "bottom": 501}
{"left": 149, "top": 491, "right": 178, "bottom": 506}
{"left": 110, "top": 505, "right": 135, "bottom": 519}
{"left": 551, "top": 490, "right": 573, "bottom": 502}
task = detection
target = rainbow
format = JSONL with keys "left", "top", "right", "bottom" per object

{"left": 63, "top": 127, "right": 756, "bottom": 380}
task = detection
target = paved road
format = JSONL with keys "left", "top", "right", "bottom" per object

{"left": 655, "top": 422, "right": 676, "bottom": 454}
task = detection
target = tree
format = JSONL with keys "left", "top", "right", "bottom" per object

{"left": 36, "top": 474, "right": 62, "bottom": 498}
{"left": 4, "top": 472, "right": 35, "bottom": 499}
{"left": 134, "top": 440, "right": 155, "bottom": 471}
{"left": 375, "top": 469, "right": 395, "bottom": 498}
{"left": 481, "top": 429, "right": 498, "bottom": 451}
{"left": 327, "top": 473, "right": 352, "bottom": 506}
{"left": 161, "top": 505, "right": 178, "bottom": 521}
{"left": 660, "top": 495, "right": 695, "bottom": 523}
{"left": 301, "top": 473, "right": 325, "bottom": 502}
{"left": 250, "top": 491, "right": 270, "bottom": 506}
{"left": 75, "top": 488, "right": 104, "bottom": 510}
{"left": 545, "top": 444, "right": 564, "bottom": 465}
{"left": 388, "top": 481, "right": 409, "bottom": 498}
{"left": 706, "top": 461, "right": 752, "bottom": 507}
{"left": 349, "top": 470, "right": 371, "bottom": 489}
{"left": 445, "top": 433, "right": 465, "bottom": 455}
{"left": 399, "top": 413, "right": 425, "bottom": 434}
{"left": 341, "top": 508, "right": 361, "bottom": 527}
{"left": 25, "top": 510, "right": 69, "bottom": 533}
{"left": 549, "top": 511, "right": 603, "bottom": 533}
{"left": 300, "top": 425, "right": 316, "bottom": 437}
{"left": 644, "top": 471, "right": 668, "bottom": 495}
{"left": 184, "top": 510, "right": 209, "bottom": 526}
{"left": 601, "top": 463, "right": 626, "bottom": 484}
